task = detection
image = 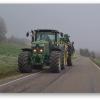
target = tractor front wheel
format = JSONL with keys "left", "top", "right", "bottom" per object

{"left": 50, "top": 51, "right": 61, "bottom": 73}
{"left": 18, "top": 51, "right": 32, "bottom": 73}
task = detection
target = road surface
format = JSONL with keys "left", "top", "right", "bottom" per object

{"left": 0, "top": 56, "right": 100, "bottom": 93}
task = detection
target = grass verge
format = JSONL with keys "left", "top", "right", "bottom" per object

{"left": 0, "top": 42, "right": 27, "bottom": 79}
{"left": 90, "top": 58, "right": 100, "bottom": 67}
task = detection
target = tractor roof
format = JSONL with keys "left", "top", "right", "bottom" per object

{"left": 34, "top": 29, "right": 60, "bottom": 33}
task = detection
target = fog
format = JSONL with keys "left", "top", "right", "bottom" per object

{"left": 0, "top": 4, "right": 100, "bottom": 52}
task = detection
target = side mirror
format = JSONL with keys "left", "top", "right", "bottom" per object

{"left": 26, "top": 32, "right": 29, "bottom": 37}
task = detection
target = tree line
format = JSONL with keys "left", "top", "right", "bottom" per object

{"left": 0, "top": 17, "right": 7, "bottom": 41}
{"left": 0, "top": 16, "right": 27, "bottom": 45}
{"left": 80, "top": 48, "right": 95, "bottom": 59}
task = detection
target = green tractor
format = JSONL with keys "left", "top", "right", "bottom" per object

{"left": 18, "top": 29, "right": 73, "bottom": 73}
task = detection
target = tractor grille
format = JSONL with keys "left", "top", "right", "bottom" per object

{"left": 35, "top": 55, "right": 41, "bottom": 63}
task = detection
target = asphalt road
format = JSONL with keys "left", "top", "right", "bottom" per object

{"left": 0, "top": 56, "right": 100, "bottom": 93}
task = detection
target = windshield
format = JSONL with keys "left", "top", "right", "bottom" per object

{"left": 36, "top": 32, "right": 55, "bottom": 41}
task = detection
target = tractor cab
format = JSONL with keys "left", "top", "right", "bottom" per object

{"left": 33, "top": 29, "right": 63, "bottom": 42}
{"left": 26, "top": 29, "right": 63, "bottom": 44}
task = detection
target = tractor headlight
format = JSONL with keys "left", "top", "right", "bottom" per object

{"left": 33, "top": 48, "right": 43, "bottom": 53}
{"left": 39, "top": 49, "right": 43, "bottom": 53}
{"left": 33, "top": 49, "right": 37, "bottom": 53}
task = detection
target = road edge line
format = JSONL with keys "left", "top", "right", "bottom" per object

{"left": 89, "top": 58, "right": 100, "bottom": 70}
{"left": 0, "top": 71, "right": 42, "bottom": 87}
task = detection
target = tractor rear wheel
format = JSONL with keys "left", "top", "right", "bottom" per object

{"left": 18, "top": 51, "right": 32, "bottom": 73}
{"left": 50, "top": 51, "right": 61, "bottom": 73}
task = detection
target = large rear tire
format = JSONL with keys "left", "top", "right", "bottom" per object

{"left": 50, "top": 51, "right": 61, "bottom": 73}
{"left": 18, "top": 51, "right": 32, "bottom": 73}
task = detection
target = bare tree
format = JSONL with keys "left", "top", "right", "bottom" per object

{"left": 0, "top": 16, "right": 7, "bottom": 41}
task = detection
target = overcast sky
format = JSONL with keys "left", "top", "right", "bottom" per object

{"left": 0, "top": 4, "right": 100, "bottom": 52}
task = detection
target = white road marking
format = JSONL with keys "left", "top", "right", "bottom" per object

{"left": 0, "top": 71, "right": 42, "bottom": 87}
{"left": 89, "top": 59, "right": 100, "bottom": 71}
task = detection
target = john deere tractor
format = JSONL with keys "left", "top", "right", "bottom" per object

{"left": 18, "top": 29, "right": 73, "bottom": 73}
